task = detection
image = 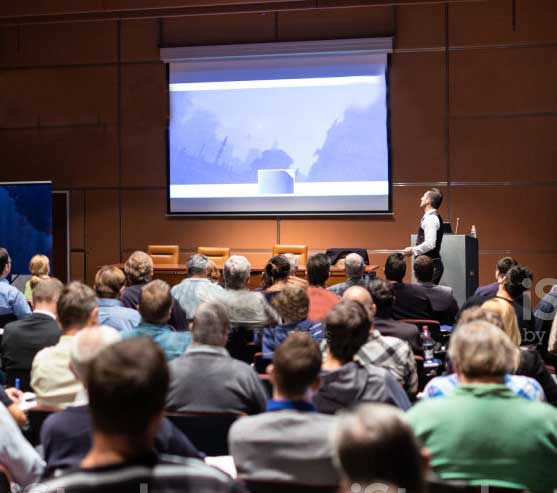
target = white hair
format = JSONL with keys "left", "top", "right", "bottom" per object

{"left": 70, "top": 325, "right": 122, "bottom": 383}
{"left": 345, "top": 253, "right": 365, "bottom": 279}
{"left": 224, "top": 255, "right": 251, "bottom": 289}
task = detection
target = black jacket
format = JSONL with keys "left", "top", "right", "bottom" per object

{"left": 517, "top": 347, "right": 557, "bottom": 406}
{"left": 418, "top": 282, "right": 459, "bottom": 325}
{"left": 391, "top": 282, "right": 434, "bottom": 321}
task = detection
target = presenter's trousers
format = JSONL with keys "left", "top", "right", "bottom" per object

{"left": 432, "top": 258, "right": 444, "bottom": 285}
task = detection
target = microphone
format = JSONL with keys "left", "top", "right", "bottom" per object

{"left": 455, "top": 217, "right": 460, "bottom": 235}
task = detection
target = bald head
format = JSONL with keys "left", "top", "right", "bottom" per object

{"left": 343, "top": 285, "right": 373, "bottom": 309}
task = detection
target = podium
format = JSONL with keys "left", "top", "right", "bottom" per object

{"left": 411, "top": 234, "right": 479, "bottom": 307}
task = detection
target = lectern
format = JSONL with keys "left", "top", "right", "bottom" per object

{"left": 411, "top": 234, "right": 479, "bottom": 307}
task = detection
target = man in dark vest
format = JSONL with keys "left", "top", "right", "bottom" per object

{"left": 402, "top": 188, "right": 444, "bottom": 284}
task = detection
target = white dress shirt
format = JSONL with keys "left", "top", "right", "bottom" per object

{"left": 412, "top": 209, "right": 441, "bottom": 257}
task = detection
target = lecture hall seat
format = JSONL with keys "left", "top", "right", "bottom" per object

{"left": 196, "top": 246, "right": 231, "bottom": 269}
{"left": 147, "top": 245, "right": 179, "bottom": 265}
{"left": 272, "top": 245, "right": 308, "bottom": 267}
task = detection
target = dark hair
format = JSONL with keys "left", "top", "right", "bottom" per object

{"left": 413, "top": 255, "right": 433, "bottom": 283}
{"left": 326, "top": 300, "right": 371, "bottom": 363}
{"left": 32, "top": 277, "right": 64, "bottom": 305}
{"left": 57, "top": 282, "right": 97, "bottom": 331}
{"left": 428, "top": 188, "right": 443, "bottom": 209}
{"left": 368, "top": 278, "right": 395, "bottom": 318}
{"left": 87, "top": 338, "right": 169, "bottom": 436}
{"left": 335, "top": 404, "right": 425, "bottom": 493}
{"left": 273, "top": 332, "right": 322, "bottom": 398}
{"left": 384, "top": 253, "right": 406, "bottom": 283}
{"left": 496, "top": 256, "right": 518, "bottom": 277}
{"left": 95, "top": 266, "right": 126, "bottom": 299}
{"left": 0, "top": 248, "right": 10, "bottom": 274}
{"left": 139, "top": 280, "right": 172, "bottom": 324}
{"left": 504, "top": 265, "right": 533, "bottom": 300}
{"left": 264, "top": 255, "right": 291, "bottom": 284}
{"left": 307, "top": 253, "right": 331, "bottom": 287}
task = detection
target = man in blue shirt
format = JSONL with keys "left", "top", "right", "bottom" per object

{"left": 0, "top": 247, "right": 31, "bottom": 324}
{"left": 123, "top": 280, "right": 191, "bottom": 361}
{"left": 95, "top": 266, "right": 140, "bottom": 332}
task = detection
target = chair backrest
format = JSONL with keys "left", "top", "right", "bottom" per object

{"left": 0, "top": 465, "right": 11, "bottom": 493}
{"left": 165, "top": 412, "right": 241, "bottom": 456}
{"left": 147, "top": 245, "right": 179, "bottom": 264}
{"left": 243, "top": 480, "right": 338, "bottom": 493}
{"left": 25, "top": 406, "right": 61, "bottom": 447}
{"left": 272, "top": 245, "right": 308, "bottom": 267}
{"left": 0, "top": 313, "right": 16, "bottom": 328}
{"left": 5, "top": 370, "right": 31, "bottom": 392}
{"left": 197, "top": 247, "right": 230, "bottom": 269}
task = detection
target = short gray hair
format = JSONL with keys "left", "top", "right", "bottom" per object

{"left": 283, "top": 253, "right": 299, "bottom": 275}
{"left": 70, "top": 326, "right": 122, "bottom": 384}
{"left": 449, "top": 320, "right": 517, "bottom": 378}
{"left": 187, "top": 254, "right": 209, "bottom": 276}
{"left": 224, "top": 255, "right": 251, "bottom": 290}
{"left": 192, "top": 302, "right": 229, "bottom": 346}
{"left": 345, "top": 253, "right": 365, "bottom": 279}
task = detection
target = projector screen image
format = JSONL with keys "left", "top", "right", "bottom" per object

{"left": 167, "top": 45, "right": 391, "bottom": 215}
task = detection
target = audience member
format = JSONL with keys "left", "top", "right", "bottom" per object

{"left": 123, "top": 280, "right": 191, "bottom": 361}
{"left": 171, "top": 253, "right": 224, "bottom": 317}
{"left": 328, "top": 253, "right": 367, "bottom": 297}
{"left": 41, "top": 326, "right": 201, "bottom": 477}
{"left": 368, "top": 278, "right": 421, "bottom": 352}
{"left": 36, "top": 338, "right": 239, "bottom": 493}
{"left": 475, "top": 256, "right": 518, "bottom": 298}
{"left": 229, "top": 332, "right": 340, "bottom": 486}
{"left": 307, "top": 253, "right": 340, "bottom": 321}
{"left": 2, "top": 278, "right": 63, "bottom": 380}
{"left": 334, "top": 404, "right": 426, "bottom": 493}
{"left": 283, "top": 252, "right": 308, "bottom": 288}
{"left": 315, "top": 300, "right": 411, "bottom": 414}
{"left": 206, "top": 259, "right": 222, "bottom": 285}
{"left": 384, "top": 253, "right": 433, "bottom": 321}
{"left": 0, "top": 386, "right": 28, "bottom": 427}
{"left": 535, "top": 282, "right": 557, "bottom": 357}
{"left": 343, "top": 286, "right": 418, "bottom": 396}
{"left": 219, "top": 255, "right": 278, "bottom": 326}
{"left": 24, "top": 254, "right": 50, "bottom": 302}
{"left": 414, "top": 255, "right": 458, "bottom": 325}
{"left": 95, "top": 266, "right": 140, "bottom": 332}
{"left": 167, "top": 302, "right": 267, "bottom": 415}
{"left": 31, "top": 282, "right": 98, "bottom": 408}
{"left": 121, "top": 250, "right": 187, "bottom": 330}
{"left": 422, "top": 307, "right": 544, "bottom": 402}
{"left": 262, "top": 285, "right": 324, "bottom": 355}
{"left": 261, "top": 254, "right": 291, "bottom": 302}
{"left": 0, "top": 401, "right": 45, "bottom": 487}
{"left": 0, "top": 247, "right": 31, "bottom": 325}
{"left": 407, "top": 320, "right": 557, "bottom": 491}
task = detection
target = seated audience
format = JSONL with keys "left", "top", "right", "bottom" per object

{"left": 414, "top": 255, "right": 458, "bottom": 325}
{"left": 262, "top": 285, "right": 324, "bottom": 355}
{"left": 171, "top": 253, "right": 224, "bottom": 317}
{"left": 123, "top": 280, "right": 191, "bottom": 361}
{"left": 334, "top": 404, "right": 426, "bottom": 493}
{"left": 0, "top": 247, "right": 31, "bottom": 325}
{"left": 167, "top": 302, "right": 267, "bottom": 415}
{"left": 219, "top": 255, "right": 278, "bottom": 326}
{"left": 407, "top": 320, "right": 557, "bottom": 491}
{"left": 283, "top": 252, "right": 308, "bottom": 288}
{"left": 0, "top": 400, "right": 45, "bottom": 487}
{"left": 37, "top": 338, "right": 239, "bottom": 493}
{"left": 31, "top": 282, "right": 98, "bottom": 408}
{"left": 121, "top": 250, "right": 187, "bottom": 330}
{"left": 328, "top": 253, "right": 368, "bottom": 297}
{"left": 41, "top": 326, "right": 201, "bottom": 477}
{"left": 306, "top": 252, "right": 340, "bottom": 321}
{"left": 385, "top": 253, "right": 433, "bottom": 321}
{"left": 24, "top": 254, "right": 50, "bottom": 302}
{"left": 343, "top": 286, "right": 418, "bottom": 397}
{"left": 536, "top": 282, "right": 557, "bottom": 356}
{"left": 229, "top": 332, "right": 340, "bottom": 486}
{"left": 474, "top": 256, "right": 517, "bottom": 299}
{"left": 206, "top": 259, "right": 222, "bottom": 285}
{"left": 368, "top": 278, "right": 421, "bottom": 352}
{"left": 0, "top": 386, "right": 29, "bottom": 427}
{"left": 95, "top": 266, "right": 140, "bottom": 332}
{"left": 261, "top": 254, "right": 291, "bottom": 302}
{"left": 423, "top": 307, "right": 544, "bottom": 402}
{"left": 314, "top": 300, "right": 411, "bottom": 414}
{"left": 482, "top": 297, "right": 557, "bottom": 405}
{"left": 550, "top": 314, "right": 557, "bottom": 356}
{"left": 2, "top": 278, "right": 63, "bottom": 380}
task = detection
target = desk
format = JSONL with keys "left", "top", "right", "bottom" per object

{"left": 115, "top": 263, "right": 378, "bottom": 289}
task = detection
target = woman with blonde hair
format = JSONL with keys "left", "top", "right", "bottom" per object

{"left": 24, "top": 254, "right": 50, "bottom": 302}
{"left": 482, "top": 297, "right": 557, "bottom": 405}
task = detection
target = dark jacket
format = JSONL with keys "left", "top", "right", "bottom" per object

{"left": 517, "top": 348, "right": 557, "bottom": 406}
{"left": 1, "top": 313, "right": 61, "bottom": 371}
{"left": 474, "top": 282, "right": 499, "bottom": 298}
{"left": 313, "top": 361, "right": 411, "bottom": 415}
{"left": 373, "top": 316, "right": 421, "bottom": 353}
{"left": 418, "top": 282, "right": 459, "bottom": 325}
{"left": 391, "top": 282, "right": 434, "bottom": 321}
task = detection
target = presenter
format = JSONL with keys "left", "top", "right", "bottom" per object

{"left": 402, "top": 188, "right": 445, "bottom": 284}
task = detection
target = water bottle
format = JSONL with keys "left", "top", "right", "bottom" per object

{"left": 470, "top": 225, "right": 477, "bottom": 238}
{"left": 422, "top": 328, "right": 435, "bottom": 362}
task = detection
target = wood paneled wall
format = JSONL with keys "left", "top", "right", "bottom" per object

{"left": 1, "top": 0, "right": 556, "bottom": 300}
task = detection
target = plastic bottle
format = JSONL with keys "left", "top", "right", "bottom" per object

{"left": 422, "top": 328, "right": 435, "bottom": 362}
{"left": 470, "top": 225, "right": 477, "bottom": 238}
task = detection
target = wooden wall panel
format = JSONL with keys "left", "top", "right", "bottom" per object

{"left": 70, "top": 191, "right": 85, "bottom": 250}
{"left": 450, "top": 46, "right": 557, "bottom": 116}
{"left": 516, "top": 0, "right": 557, "bottom": 44}
{"left": 0, "top": 0, "right": 104, "bottom": 18}
{"left": 395, "top": 3, "right": 446, "bottom": 49}
{"left": 70, "top": 251, "right": 86, "bottom": 283}
{"left": 389, "top": 52, "right": 447, "bottom": 182}
{"left": 450, "top": 116, "right": 557, "bottom": 182}
{"left": 121, "top": 126, "right": 167, "bottom": 188}
{"left": 121, "top": 19, "right": 161, "bottom": 63}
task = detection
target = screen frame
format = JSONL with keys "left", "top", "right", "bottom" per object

{"left": 163, "top": 38, "right": 393, "bottom": 218}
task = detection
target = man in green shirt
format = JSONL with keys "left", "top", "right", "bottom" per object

{"left": 407, "top": 320, "right": 557, "bottom": 492}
